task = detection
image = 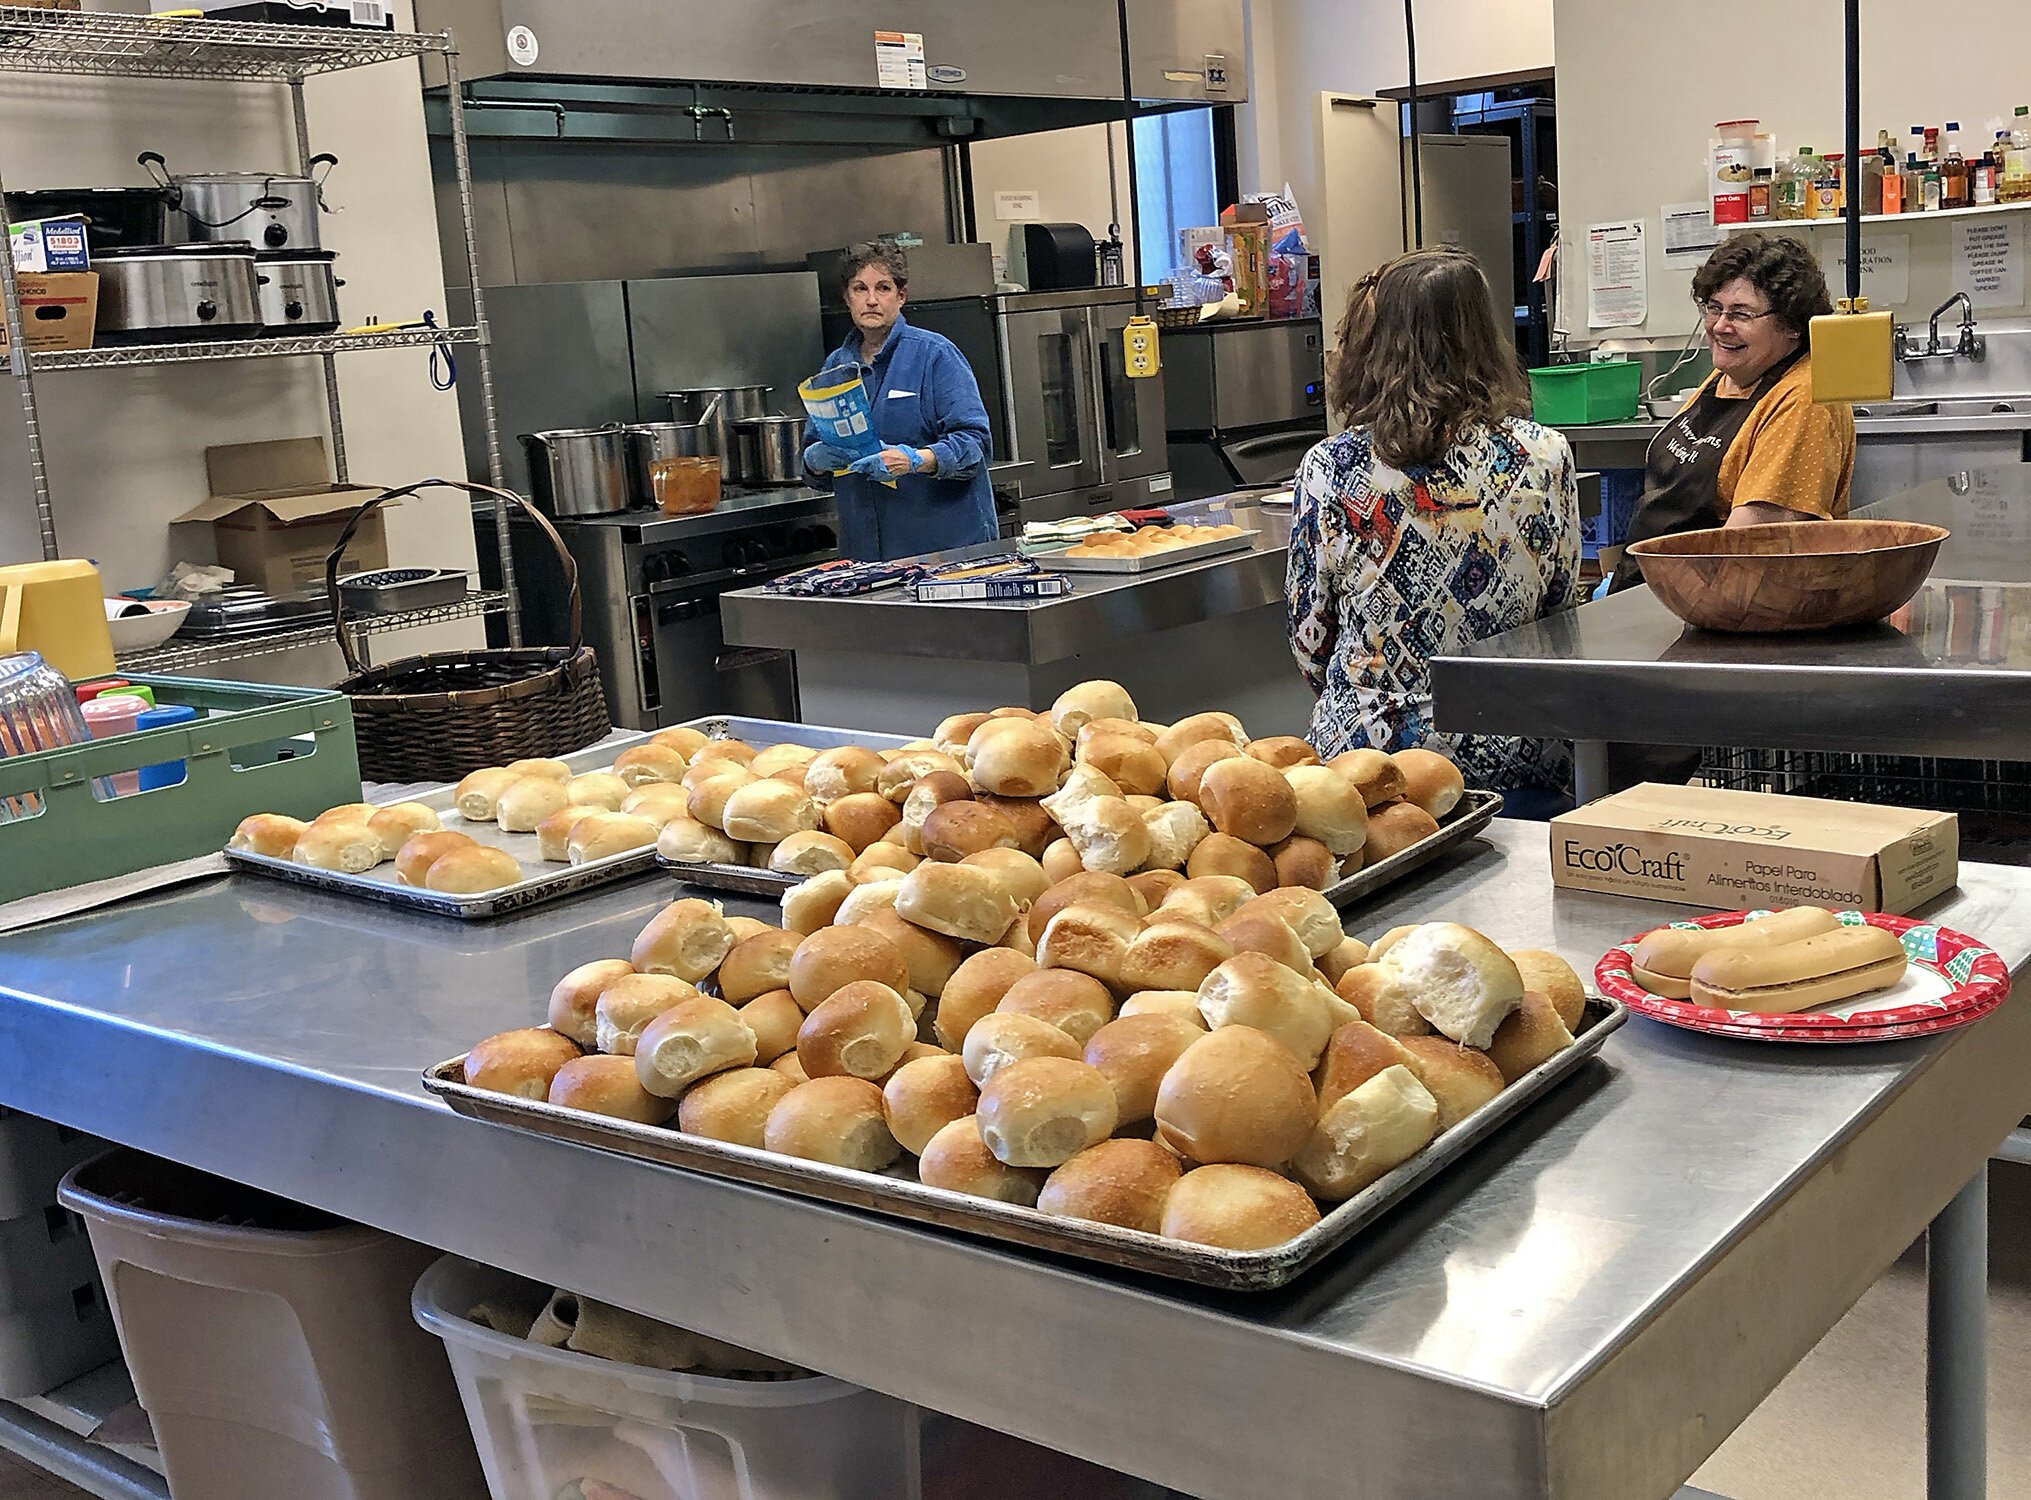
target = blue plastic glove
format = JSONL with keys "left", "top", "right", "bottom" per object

{"left": 848, "top": 451, "right": 903, "bottom": 479}
{"left": 804, "top": 440, "right": 857, "bottom": 474}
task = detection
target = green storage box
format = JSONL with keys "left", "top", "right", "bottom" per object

{"left": 1528, "top": 361, "right": 1644, "bottom": 425}
{"left": 0, "top": 675, "right": 361, "bottom": 903}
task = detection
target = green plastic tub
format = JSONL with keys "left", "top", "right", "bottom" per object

{"left": 1528, "top": 361, "right": 1645, "bottom": 425}
{"left": 0, "top": 674, "right": 361, "bottom": 903}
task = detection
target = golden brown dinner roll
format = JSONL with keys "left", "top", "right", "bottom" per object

{"left": 466, "top": 1027, "right": 581, "bottom": 1099}
{"left": 680, "top": 756, "right": 747, "bottom": 794}
{"left": 1314, "top": 1018, "right": 1416, "bottom": 1111}
{"left": 1290, "top": 1064, "right": 1440, "bottom": 1202}
{"left": 1246, "top": 736, "right": 1321, "bottom": 770}
{"left": 936, "top": 948, "right": 1038, "bottom": 1051}
{"left": 770, "top": 1051, "right": 811, "bottom": 1085}
{"left": 1078, "top": 732, "right": 1168, "bottom": 797}
{"left": 878, "top": 748, "right": 965, "bottom": 802}
{"left": 454, "top": 768, "right": 520, "bottom": 821}
{"left": 720, "top": 780, "right": 818, "bottom": 844}
{"left": 968, "top": 794, "right": 1053, "bottom": 859}
{"left": 781, "top": 869, "right": 855, "bottom": 935}
{"left": 975, "top": 1056, "right": 1117, "bottom": 1168}
{"left": 738, "top": 988, "right": 805, "bottom": 1065}
{"left": 1083, "top": 1013, "right": 1202, "bottom": 1125}
{"left": 1486, "top": 992, "right": 1576, "bottom": 1085}
{"left": 997, "top": 969, "right": 1114, "bottom": 1044}
{"left": 1197, "top": 757, "right": 1299, "bottom": 846}
{"left": 292, "top": 821, "right": 383, "bottom": 874}
{"left": 549, "top": 1054, "right": 677, "bottom": 1125}
{"left": 1366, "top": 924, "right": 1418, "bottom": 961}
{"left": 1393, "top": 748, "right": 1466, "bottom": 819}
{"left": 678, "top": 1067, "right": 796, "bottom": 1148}
{"left": 1124, "top": 794, "right": 1164, "bottom": 818}
{"left": 310, "top": 800, "right": 379, "bottom": 830}
{"left": 1197, "top": 951, "right": 1337, "bottom": 1067}
{"left": 424, "top": 844, "right": 522, "bottom": 893}
{"left": 1051, "top": 680, "right": 1139, "bottom": 739}
{"left": 636, "top": 996, "right": 758, "bottom": 1097}
{"left": 960, "top": 1011, "right": 1082, "bottom": 1087}
{"left": 797, "top": 979, "right": 916, "bottom": 1081}
{"left": 566, "top": 771, "right": 630, "bottom": 812}
{"left": 900, "top": 770, "right": 975, "bottom": 853}
{"left": 1362, "top": 801, "right": 1442, "bottom": 865}
{"left": 1037, "top": 901, "right": 1142, "bottom": 992}
{"left": 1268, "top": 836, "right": 1337, "bottom": 891}
{"left": 833, "top": 876, "right": 903, "bottom": 927}
{"left": 228, "top": 812, "right": 308, "bottom": 858}
{"left": 718, "top": 929, "right": 801, "bottom": 1006}
{"left": 920, "top": 801, "right": 1019, "bottom": 863}
{"left": 1165, "top": 738, "right": 1245, "bottom": 805}
{"left": 1054, "top": 796, "right": 1152, "bottom": 877}
{"left": 788, "top": 924, "right": 910, "bottom": 1012}
{"left": 393, "top": 829, "right": 475, "bottom": 886}
{"left": 1318, "top": 935, "right": 1370, "bottom": 986}
{"left": 363, "top": 802, "right": 440, "bottom": 860}
{"left": 969, "top": 719, "right": 1069, "bottom": 798}
{"left": 536, "top": 805, "right": 604, "bottom": 863}
{"left": 882, "top": 1053, "right": 980, "bottom": 1155}
{"left": 495, "top": 776, "right": 572, "bottom": 834}
{"left": 1155, "top": 712, "right": 1247, "bottom": 765}
{"left": 628, "top": 895, "right": 736, "bottom": 981}
{"left": 859, "top": 907, "right": 967, "bottom": 999}
{"left": 1038, "top": 1138, "right": 1182, "bottom": 1233}
{"left": 568, "top": 812, "right": 660, "bottom": 864}
{"left": 748, "top": 742, "right": 819, "bottom": 779}
{"left": 1038, "top": 761, "right": 1120, "bottom": 824}
{"left": 1137, "top": 800, "right": 1210, "bottom": 873}
{"left": 505, "top": 757, "right": 572, "bottom": 783}
{"left": 895, "top": 862, "right": 1019, "bottom": 945}
{"left": 614, "top": 743, "right": 690, "bottom": 789}
{"left": 1510, "top": 950, "right": 1587, "bottom": 1032}
{"left": 1327, "top": 748, "right": 1407, "bottom": 808}
{"left": 1234, "top": 888, "right": 1343, "bottom": 960}
{"left": 686, "top": 770, "right": 759, "bottom": 832}
{"left": 1121, "top": 921, "right": 1234, "bottom": 993}
{"left": 823, "top": 790, "right": 904, "bottom": 852}
{"left": 1026, "top": 870, "right": 1143, "bottom": 943}
{"left": 766, "top": 764, "right": 809, "bottom": 793}
{"left": 1217, "top": 910, "right": 1314, "bottom": 976}
{"left": 764, "top": 1077, "right": 899, "bottom": 1171}
{"left": 766, "top": 830, "right": 854, "bottom": 877}
{"left": 653, "top": 816, "right": 741, "bottom": 868}
{"left": 548, "top": 957, "right": 636, "bottom": 1048}
{"left": 623, "top": 783, "right": 696, "bottom": 826}
{"left": 801, "top": 746, "right": 887, "bottom": 805}
{"left": 1075, "top": 717, "right": 1159, "bottom": 758}
{"left": 1152, "top": 874, "right": 1257, "bottom": 931}
{"left": 595, "top": 972, "right": 698, "bottom": 1056}
{"left": 720, "top": 916, "right": 772, "bottom": 944}
{"left": 917, "top": 1116, "right": 1046, "bottom": 1204}
{"left": 1040, "top": 838, "right": 1083, "bottom": 884}
{"left": 850, "top": 844, "right": 921, "bottom": 881}
{"left": 1120, "top": 871, "right": 1181, "bottom": 913}
{"left": 1161, "top": 1164, "right": 1321, "bottom": 1250}
{"left": 1382, "top": 922, "right": 1525, "bottom": 1048}
{"left": 932, "top": 712, "right": 993, "bottom": 758}
{"left": 1396, "top": 1036, "right": 1504, "bottom": 1131}
{"left": 1282, "top": 765, "right": 1370, "bottom": 857}
{"left": 650, "top": 725, "right": 708, "bottom": 759}
{"left": 1155, "top": 1023, "right": 1317, "bottom": 1168}
{"left": 1184, "top": 832, "right": 1277, "bottom": 894}
{"left": 959, "top": 847, "right": 1049, "bottom": 908}
{"left": 691, "top": 738, "right": 757, "bottom": 771}
{"left": 1334, "top": 962, "right": 1433, "bottom": 1038}
{"left": 1117, "top": 990, "right": 1210, "bottom": 1026}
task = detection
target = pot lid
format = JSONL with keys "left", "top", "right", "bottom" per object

{"left": 663, "top": 384, "right": 769, "bottom": 395}
{"left": 253, "top": 248, "right": 337, "bottom": 263}
{"left": 95, "top": 241, "right": 258, "bottom": 259}
{"left": 171, "top": 170, "right": 315, "bottom": 183}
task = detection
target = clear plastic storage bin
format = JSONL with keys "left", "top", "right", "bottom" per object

{"left": 413, "top": 1256, "right": 922, "bottom": 1500}
{"left": 58, "top": 1150, "right": 487, "bottom": 1500}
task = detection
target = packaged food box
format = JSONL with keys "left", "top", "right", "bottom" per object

{"left": 0, "top": 272, "right": 97, "bottom": 354}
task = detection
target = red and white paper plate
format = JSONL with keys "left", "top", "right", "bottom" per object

{"left": 1594, "top": 909, "right": 2011, "bottom": 1044}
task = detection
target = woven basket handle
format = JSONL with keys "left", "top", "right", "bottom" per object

{"left": 323, "top": 479, "right": 582, "bottom": 676}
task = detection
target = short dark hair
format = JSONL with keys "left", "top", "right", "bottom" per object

{"left": 839, "top": 240, "right": 909, "bottom": 297}
{"left": 1692, "top": 232, "right": 1834, "bottom": 334}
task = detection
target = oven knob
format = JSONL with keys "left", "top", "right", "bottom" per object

{"left": 286, "top": 301, "right": 304, "bottom": 321}
{"left": 264, "top": 223, "right": 288, "bottom": 249}
{"left": 196, "top": 301, "right": 218, "bottom": 322}
{"left": 641, "top": 555, "right": 669, "bottom": 585}
{"left": 667, "top": 551, "right": 691, "bottom": 576}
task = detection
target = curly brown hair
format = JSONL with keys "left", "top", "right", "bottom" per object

{"left": 1690, "top": 232, "right": 1834, "bottom": 334}
{"left": 1326, "top": 248, "right": 1530, "bottom": 469}
{"left": 838, "top": 239, "right": 910, "bottom": 297}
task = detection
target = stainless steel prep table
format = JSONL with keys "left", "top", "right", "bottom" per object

{"left": 2, "top": 823, "right": 2026, "bottom": 1500}
{"left": 718, "top": 493, "right": 1318, "bottom": 736}
{"left": 1433, "top": 467, "right": 2031, "bottom": 801}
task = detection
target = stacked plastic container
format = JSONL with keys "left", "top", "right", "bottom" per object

{"left": 0, "top": 1110, "right": 118, "bottom": 1399}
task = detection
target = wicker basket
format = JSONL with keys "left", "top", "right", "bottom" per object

{"left": 327, "top": 480, "right": 611, "bottom": 784}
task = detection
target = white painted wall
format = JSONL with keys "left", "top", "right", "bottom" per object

{"left": 966, "top": 122, "right": 1136, "bottom": 272}
{"left": 1556, "top": 0, "right": 2031, "bottom": 345}
{"left": 0, "top": 1, "right": 476, "bottom": 683}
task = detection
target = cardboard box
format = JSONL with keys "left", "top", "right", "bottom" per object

{"left": 0, "top": 272, "right": 97, "bottom": 355}
{"left": 10, "top": 218, "right": 90, "bottom": 273}
{"left": 173, "top": 438, "right": 394, "bottom": 597}
{"left": 1218, "top": 203, "right": 1272, "bottom": 317}
{"left": 1550, "top": 783, "right": 1959, "bottom": 915}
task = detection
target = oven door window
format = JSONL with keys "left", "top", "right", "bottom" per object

{"left": 1039, "top": 325, "right": 1085, "bottom": 469}
{"left": 1099, "top": 334, "right": 1140, "bottom": 460}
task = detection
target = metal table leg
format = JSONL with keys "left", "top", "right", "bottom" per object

{"left": 1927, "top": 1165, "right": 1988, "bottom": 1500}
{"left": 1574, "top": 740, "right": 1611, "bottom": 805}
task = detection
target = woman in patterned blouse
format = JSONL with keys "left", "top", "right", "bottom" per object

{"left": 1286, "top": 248, "right": 1579, "bottom": 808}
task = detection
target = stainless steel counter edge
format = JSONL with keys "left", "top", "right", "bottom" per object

{"left": 1557, "top": 412, "right": 2031, "bottom": 444}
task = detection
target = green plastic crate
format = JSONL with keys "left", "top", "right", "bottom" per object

{"left": 1528, "top": 361, "right": 1644, "bottom": 425}
{"left": 0, "top": 675, "right": 361, "bottom": 903}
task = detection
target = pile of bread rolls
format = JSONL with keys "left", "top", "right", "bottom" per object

{"left": 458, "top": 682, "right": 1585, "bottom": 1253}
{"left": 1060, "top": 522, "right": 1250, "bottom": 560}
{"left": 227, "top": 792, "right": 531, "bottom": 894}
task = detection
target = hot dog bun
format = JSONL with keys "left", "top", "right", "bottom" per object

{"left": 1689, "top": 924, "right": 1908, "bottom": 1014}
{"left": 1630, "top": 907, "right": 1842, "bottom": 998}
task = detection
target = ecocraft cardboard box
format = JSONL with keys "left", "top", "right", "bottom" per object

{"left": 1551, "top": 783, "right": 1959, "bottom": 915}
{"left": 0, "top": 272, "right": 97, "bottom": 355}
{"left": 173, "top": 437, "right": 393, "bottom": 596}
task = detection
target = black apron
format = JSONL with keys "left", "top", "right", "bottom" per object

{"left": 1608, "top": 348, "right": 1804, "bottom": 593}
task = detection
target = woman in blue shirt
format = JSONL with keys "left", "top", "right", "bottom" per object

{"left": 803, "top": 241, "right": 998, "bottom": 561}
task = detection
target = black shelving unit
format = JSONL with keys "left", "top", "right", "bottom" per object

{"left": 1451, "top": 91, "right": 1557, "bottom": 368}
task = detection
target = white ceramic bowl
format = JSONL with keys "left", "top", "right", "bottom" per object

{"left": 104, "top": 597, "right": 191, "bottom": 654}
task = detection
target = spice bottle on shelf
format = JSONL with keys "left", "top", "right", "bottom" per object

{"left": 1859, "top": 143, "right": 1887, "bottom": 214}
{"left": 2004, "top": 107, "right": 2031, "bottom": 203}
{"left": 1749, "top": 166, "right": 1773, "bottom": 220}
{"left": 1974, "top": 151, "right": 1999, "bottom": 206}
{"left": 1941, "top": 123, "right": 1971, "bottom": 208}
{"left": 1813, "top": 152, "right": 1846, "bottom": 217}
{"left": 1902, "top": 154, "right": 1927, "bottom": 213}
{"left": 1879, "top": 146, "right": 1906, "bottom": 214}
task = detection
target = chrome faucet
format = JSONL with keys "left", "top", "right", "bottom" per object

{"left": 1897, "top": 292, "right": 1986, "bottom": 362}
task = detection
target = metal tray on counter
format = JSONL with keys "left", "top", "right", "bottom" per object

{"left": 424, "top": 997, "right": 1625, "bottom": 1292}
{"left": 1321, "top": 789, "right": 1505, "bottom": 911}
{"left": 1022, "top": 529, "right": 1260, "bottom": 574}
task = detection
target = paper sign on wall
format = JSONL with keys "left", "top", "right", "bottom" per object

{"left": 1587, "top": 221, "right": 1647, "bottom": 328}
{"left": 1822, "top": 233, "right": 1909, "bottom": 306}
{"left": 1662, "top": 202, "right": 1724, "bottom": 260}
{"left": 1954, "top": 219, "right": 2025, "bottom": 310}
{"left": 994, "top": 191, "right": 1042, "bottom": 222}
{"left": 875, "top": 31, "right": 926, "bottom": 90}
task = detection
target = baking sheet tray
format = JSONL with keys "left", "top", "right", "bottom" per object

{"left": 424, "top": 997, "right": 1625, "bottom": 1292}
{"left": 1023, "top": 530, "right": 1260, "bottom": 574}
{"left": 223, "top": 717, "right": 903, "bottom": 920}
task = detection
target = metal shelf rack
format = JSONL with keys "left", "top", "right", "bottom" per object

{"left": 116, "top": 588, "right": 511, "bottom": 674}
{"left": 0, "top": 5, "right": 521, "bottom": 654}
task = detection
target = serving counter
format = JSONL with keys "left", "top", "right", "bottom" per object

{"left": 720, "top": 494, "right": 1317, "bottom": 737}
{"left": 1432, "top": 467, "right": 2031, "bottom": 800}
{"left": 2, "top": 824, "right": 2024, "bottom": 1499}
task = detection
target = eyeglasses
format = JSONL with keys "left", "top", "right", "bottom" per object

{"left": 1700, "top": 299, "right": 1779, "bottom": 326}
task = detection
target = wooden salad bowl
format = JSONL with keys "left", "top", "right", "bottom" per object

{"left": 1626, "top": 519, "right": 1949, "bottom": 634}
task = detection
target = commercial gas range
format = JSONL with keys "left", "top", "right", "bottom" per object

{"left": 479, "top": 488, "right": 839, "bottom": 730}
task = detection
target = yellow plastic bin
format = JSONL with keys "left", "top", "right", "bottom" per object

{"left": 57, "top": 1151, "right": 487, "bottom": 1500}
{"left": 413, "top": 1256, "right": 921, "bottom": 1500}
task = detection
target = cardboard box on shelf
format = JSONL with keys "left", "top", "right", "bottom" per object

{"left": 173, "top": 437, "right": 393, "bottom": 597}
{"left": 1218, "top": 203, "right": 1272, "bottom": 317}
{"left": 1551, "top": 782, "right": 1959, "bottom": 916}
{"left": 0, "top": 272, "right": 97, "bottom": 355}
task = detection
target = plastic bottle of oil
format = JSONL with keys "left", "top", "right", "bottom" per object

{"left": 1773, "top": 150, "right": 1810, "bottom": 219}
{"left": 1941, "top": 123, "right": 1971, "bottom": 208}
{"left": 2004, "top": 107, "right": 2031, "bottom": 203}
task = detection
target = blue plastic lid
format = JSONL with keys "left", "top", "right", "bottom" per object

{"left": 136, "top": 704, "right": 196, "bottom": 731}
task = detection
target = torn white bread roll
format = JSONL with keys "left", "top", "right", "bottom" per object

{"left": 974, "top": 1056, "right": 1118, "bottom": 1169}
{"left": 1382, "top": 922, "right": 1525, "bottom": 1048}
{"left": 1289, "top": 1063, "right": 1440, "bottom": 1201}
{"left": 1195, "top": 951, "right": 1337, "bottom": 1068}
{"left": 635, "top": 997, "right": 758, "bottom": 1097}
